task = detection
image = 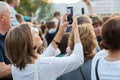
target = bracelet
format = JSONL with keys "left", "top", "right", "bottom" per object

{"left": 53, "top": 40, "right": 60, "bottom": 45}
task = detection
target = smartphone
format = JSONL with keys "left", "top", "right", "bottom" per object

{"left": 67, "top": 7, "right": 73, "bottom": 24}
{"left": 81, "top": 8, "right": 85, "bottom": 14}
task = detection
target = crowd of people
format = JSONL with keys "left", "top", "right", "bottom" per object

{"left": 0, "top": 0, "right": 120, "bottom": 80}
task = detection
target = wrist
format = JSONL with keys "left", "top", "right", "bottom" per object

{"left": 53, "top": 40, "right": 60, "bottom": 46}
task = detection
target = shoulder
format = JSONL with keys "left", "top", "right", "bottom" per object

{"left": 93, "top": 50, "right": 107, "bottom": 61}
{"left": 92, "top": 50, "right": 107, "bottom": 70}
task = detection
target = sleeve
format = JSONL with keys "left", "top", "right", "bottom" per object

{"left": 49, "top": 43, "right": 84, "bottom": 78}
{"left": 41, "top": 44, "right": 60, "bottom": 57}
{"left": 0, "top": 48, "right": 4, "bottom": 62}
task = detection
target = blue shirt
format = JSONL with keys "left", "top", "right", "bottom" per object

{"left": 0, "top": 34, "right": 10, "bottom": 64}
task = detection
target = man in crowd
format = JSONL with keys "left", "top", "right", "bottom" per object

{"left": 0, "top": 1, "right": 12, "bottom": 80}
{"left": 52, "top": 11, "right": 61, "bottom": 29}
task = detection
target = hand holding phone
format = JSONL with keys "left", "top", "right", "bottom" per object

{"left": 67, "top": 7, "right": 73, "bottom": 24}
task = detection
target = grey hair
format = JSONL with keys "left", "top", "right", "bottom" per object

{"left": 77, "top": 15, "right": 92, "bottom": 25}
{"left": 0, "top": 1, "right": 9, "bottom": 14}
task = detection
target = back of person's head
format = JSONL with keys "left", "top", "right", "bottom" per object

{"left": 53, "top": 11, "right": 60, "bottom": 17}
{"left": 69, "top": 24, "right": 97, "bottom": 61}
{"left": 5, "top": 23, "right": 37, "bottom": 70}
{"left": 46, "top": 21, "right": 56, "bottom": 30}
{"left": 77, "top": 15, "right": 92, "bottom": 25}
{"left": 58, "top": 33, "right": 70, "bottom": 54}
{"left": 111, "top": 13, "right": 120, "bottom": 18}
{"left": 16, "top": 13, "right": 24, "bottom": 23}
{"left": 101, "top": 16, "right": 120, "bottom": 51}
{"left": 89, "top": 15, "right": 103, "bottom": 26}
{"left": 40, "top": 24, "right": 47, "bottom": 34}
{"left": 102, "top": 16, "right": 110, "bottom": 24}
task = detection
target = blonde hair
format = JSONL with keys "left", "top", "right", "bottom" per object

{"left": 69, "top": 24, "right": 97, "bottom": 61}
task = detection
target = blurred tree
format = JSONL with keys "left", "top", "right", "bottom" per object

{"left": 36, "top": 0, "right": 52, "bottom": 21}
{"left": 16, "top": 0, "right": 52, "bottom": 21}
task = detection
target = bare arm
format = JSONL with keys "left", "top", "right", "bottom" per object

{"left": 72, "top": 16, "right": 81, "bottom": 44}
{"left": 83, "top": 0, "right": 96, "bottom": 15}
{"left": 42, "top": 14, "right": 68, "bottom": 57}
{"left": 51, "top": 14, "right": 68, "bottom": 49}
{"left": 0, "top": 62, "right": 12, "bottom": 78}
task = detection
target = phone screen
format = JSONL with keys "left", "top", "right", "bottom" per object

{"left": 67, "top": 7, "right": 73, "bottom": 24}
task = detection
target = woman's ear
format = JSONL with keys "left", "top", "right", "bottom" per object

{"left": 33, "top": 45, "right": 37, "bottom": 50}
{"left": 0, "top": 14, "right": 5, "bottom": 21}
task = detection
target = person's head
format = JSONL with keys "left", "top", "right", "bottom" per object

{"left": 5, "top": 0, "right": 20, "bottom": 7}
{"left": 111, "top": 13, "right": 120, "bottom": 18}
{"left": 5, "top": 23, "right": 42, "bottom": 70}
{"left": 46, "top": 21, "right": 56, "bottom": 30}
{"left": 58, "top": 33, "right": 70, "bottom": 54}
{"left": 101, "top": 16, "right": 120, "bottom": 51}
{"left": 16, "top": 13, "right": 24, "bottom": 23}
{"left": 89, "top": 15, "right": 103, "bottom": 37}
{"left": 53, "top": 11, "right": 61, "bottom": 20}
{"left": 40, "top": 24, "right": 47, "bottom": 34}
{"left": 29, "top": 23, "right": 43, "bottom": 50}
{"left": 0, "top": 2, "right": 11, "bottom": 34}
{"left": 77, "top": 15, "right": 92, "bottom": 25}
{"left": 69, "top": 24, "right": 97, "bottom": 61}
{"left": 102, "top": 16, "right": 110, "bottom": 24}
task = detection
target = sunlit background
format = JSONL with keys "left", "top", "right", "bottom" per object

{"left": 52, "top": 0, "right": 81, "bottom": 4}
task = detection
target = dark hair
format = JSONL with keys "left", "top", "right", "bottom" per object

{"left": 89, "top": 15, "right": 103, "bottom": 26}
{"left": 5, "top": 23, "right": 37, "bottom": 70}
{"left": 77, "top": 15, "right": 92, "bottom": 25}
{"left": 53, "top": 11, "right": 60, "bottom": 17}
{"left": 40, "top": 24, "right": 47, "bottom": 34}
{"left": 101, "top": 16, "right": 120, "bottom": 50}
{"left": 58, "top": 33, "right": 70, "bottom": 54}
{"left": 5, "top": 0, "right": 13, "bottom": 4}
{"left": 102, "top": 16, "right": 110, "bottom": 24}
{"left": 46, "top": 21, "right": 56, "bottom": 30}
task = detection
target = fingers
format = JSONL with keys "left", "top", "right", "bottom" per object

{"left": 61, "top": 13, "right": 67, "bottom": 23}
{"left": 72, "top": 16, "right": 78, "bottom": 27}
{"left": 60, "top": 21, "right": 69, "bottom": 28}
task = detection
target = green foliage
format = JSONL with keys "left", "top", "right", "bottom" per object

{"left": 16, "top": 0, "right": 52, "bottom": 21}
{"left": 37, "top": 0, "right": 52, "bottom": 21}
{"left": 16, "top": 0, "right": 35, "bottom": 15}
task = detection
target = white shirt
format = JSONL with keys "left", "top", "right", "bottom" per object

{"left": 9, "top": 5, "right": 19, "bottom": 26}
{"left": 91, "top": 50, "right": 120, "bottom": 80}
{"left": 12, "top": 43, "right": 84, "bottom": 80}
